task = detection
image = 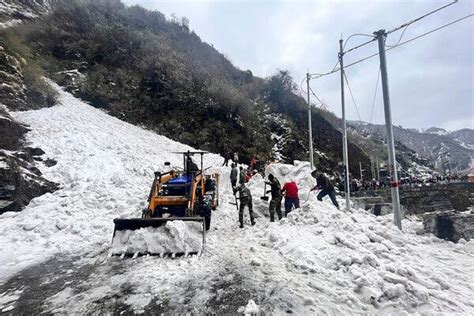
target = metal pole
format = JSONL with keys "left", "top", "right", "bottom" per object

{"left": 306, "top": 73, "right": 314, "bottom": 169}
{"left": 359, "top": 161, "right": 363, "bottom": 181}
{"left": 441, "top": 154, "right": 446, "bottom": 175}
{"left": 371, "top": 157, "right": 375, "bottom": 180}
{"left": 375, "top": 30, "right": 402, "bottom": 230}
{"left": 447, "top": 153, "right": 452, "bottom": 175}
{"left": 376, "top": 158, "right": 380, "bottom": 181}
{"left": 339, "top": 39, "right": 350, "bottom": 210}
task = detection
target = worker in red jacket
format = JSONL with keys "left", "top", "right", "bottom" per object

{"left": 281, "top": 180, "right": 299, "bottom": 216}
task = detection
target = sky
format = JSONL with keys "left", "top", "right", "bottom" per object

{"left": 122, "top": 0, "right": 473, "bottom": 131}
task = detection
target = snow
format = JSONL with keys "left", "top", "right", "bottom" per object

{"left": 242, "top": 299, "right": 259, "bottom": 315}
{"left": 1, "top": 81, "right": 473, "bottom": 314}
{"left": 0, "top": 160, "right": 8, "bottom": 169}
{"left": 1, "top": 80, "right": 221, "bottom": 284}
{"left": 0, "top": 289, "right": 22, "bottom": 312}
{"left": 111, "top": 221, "right": 203, "bottom": 256}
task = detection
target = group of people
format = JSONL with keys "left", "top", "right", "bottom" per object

{"left": 265, "top": 173, "right": 299, "bottom": 222}
{"left": 337, "top": 172, "right": 467, "bottom": 193}
{"left": 229, "top": 162, "right": 340, "bottom": 228}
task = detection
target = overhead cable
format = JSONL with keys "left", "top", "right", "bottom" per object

{"left": 343, "top": 71, "right": 362, "bottom": 121}
{"left": 387, "top": 0, "right": 459, "bottom": 34}
{"left": 369, "top": 67, "right": 381, "bottom": 124}
{"left": 308, "top": 13, "right": 473, "bottom": 79}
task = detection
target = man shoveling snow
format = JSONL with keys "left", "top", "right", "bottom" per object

{"left": 310, "top": 170, "right": 340, "bottom": 210}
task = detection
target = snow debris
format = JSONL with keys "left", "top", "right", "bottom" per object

{"left": 0, "top": 289, "right": 23, "bottom": 312}
{"left": 242, "top": 299, "right": 259, "bottom": 315}
{"left": 111, "top": 221, "right": 202, "bottom": 255}
{"left": 0, "top": 159, "right": 8, "bottom": 169}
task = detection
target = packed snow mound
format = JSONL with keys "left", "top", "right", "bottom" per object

{"left": 241, "top": 299, "right": 259, "bottom": 315}
{"left": 111, "top": 221, "right": 203, "bottom": 255}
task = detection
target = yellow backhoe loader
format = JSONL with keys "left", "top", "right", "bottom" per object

{"left": 112, "top": 151, "right": 219, "bottom": 257}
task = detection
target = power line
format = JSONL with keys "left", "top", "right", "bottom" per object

{"left": 341, "top": 51, "right": 380, "bottom": 71}
{"left": 310, "top": 13, "right": 473, "bottom": 79}
{"left": 343, "top": 33, "right": 376, "bottom": 53}
{"left": 300, "top": 76, "right": 307, "bottom": 93}
{"left": 303, "top": 11, "right": 473, "bottom": 102}
{"left": 309, "top": 33, "right": 374, "bottom": 79}
{"left": 343, "top": 71, "right": 362, "bottom": 121}
{"left": 386, "top": 24, "right": 409, "bottom": 48}
{"left": 387, "top": 0, "right": 458, "bottom": 34}
{"left": 391, "top": 13, "right": 473, "bottom": 48}
{"left": 309, "top": 86, "right": 323, "bottom": 105}
{"left": 309, "top": 86, "right": 330, "bottom": 110}
{"left": 344, "top": 37, "right": 377, "bottom": 54}
{"left": 345, "top": 1, "right": 458, "bottom": 53}
{"left": 369, "top": 67, "right": 381, "bottom": 124}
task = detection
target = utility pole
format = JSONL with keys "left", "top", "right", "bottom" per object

{"left": 306, "top": 73, "right": 314, "bottom": 169}
{"left": 359, "top": 161, "right": 363, "bottom": 181}
{"left": 447, "top": 153, "right": 452, "bottom": 175}
{"left": 370, "top": 157, "right": 375, "bottom": 180}
{"left": 339, "top": 39, "right": 351, "bottom": 210}
{"left": 375, "top": 30, "right": 402, "bottom": 230}
{"left": 376, "top": 158, "right": 380, "bottom": 181}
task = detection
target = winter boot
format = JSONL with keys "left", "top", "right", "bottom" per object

{"left": 251, "top": 219, "right": 256, "bottom": 226}
{"left": 270, "top": 213, "right": 274, "bottom": 222}
{"left": 239, "top": 222, "right": 244, "bottom": 228}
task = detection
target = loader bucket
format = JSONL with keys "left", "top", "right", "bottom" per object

{"left": 111, "top": 217, "right": 206, "bottom": 258}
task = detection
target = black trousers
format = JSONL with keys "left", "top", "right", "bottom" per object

{"left": 317, "top": 189, "right": 339, "bottom": 208}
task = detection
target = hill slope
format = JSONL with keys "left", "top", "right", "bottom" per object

{"left": 0, "top": 0, "right": 370, "bottom": 176}
{"left": 349, "top": 122, "right": 473, "bottom": 173}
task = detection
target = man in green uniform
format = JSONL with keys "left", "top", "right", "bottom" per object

{"left": 234, "top": 183, "right": 256, "bottom": 228}
{"left": 265, "top": 174, "right": 282, "bottom": 222}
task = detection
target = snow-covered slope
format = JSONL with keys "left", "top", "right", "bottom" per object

{"left": 0, "top": 0, "right": 53, "bottom": 29}
{"left": 0, "top": 83, "right": 473, "bottom": 314}
{"left": 0, "top": 80, "right": 221, "bottom": 282}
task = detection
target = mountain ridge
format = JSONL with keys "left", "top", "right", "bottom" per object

{"left": 348, "top": 120, "right": 473, "bottom": 173}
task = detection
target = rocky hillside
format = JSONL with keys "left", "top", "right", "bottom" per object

{"left": 445, "top": 129, "right": 474, "bottom": 151}
{"left": 349, "top": 121, "right": 473, "bottom": 174}
{"left": 425, "top": 127, "right": 474, "bottom": 150}
{"left": 0, "top": 105, "right": 58, "bottom": 214}
{"left": 0, "top": 0, "right": 370, "bottom": 177}
{"left": 0, "top": 0, "right": 61, "bottom": 213}
{"left": 0, "top": 0, "right": 55, "bottom": 28}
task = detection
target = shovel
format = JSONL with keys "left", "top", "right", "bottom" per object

{"left": 229, "top": 189, "right": 239, "bottom": 211}
{"left": 260, "top": 182, "right": 269, "bottom": 201}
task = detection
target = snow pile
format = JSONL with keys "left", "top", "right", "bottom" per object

{"left": 0, "top": 80, "right": 221, "bottom": 283}
{"left": 111, "top": 221, "right": 203, "bottom": 256}
{"left": 0, "top": 289, "right": 22, "bottom": 313}
{"left": 0, "top": 82, "right": 473, "bottom": 314}
{"left": 241, "top": 299, "right": 259, "bottom": 315}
